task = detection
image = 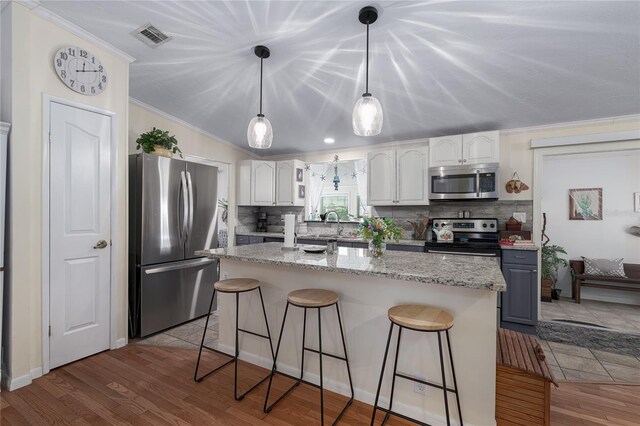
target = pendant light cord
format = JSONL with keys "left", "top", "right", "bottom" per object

{"left": 365, "top": 22, "right": 370, "bottom": 95}
{"left": 259, "top": 57, "right": 264, "bottom": 115}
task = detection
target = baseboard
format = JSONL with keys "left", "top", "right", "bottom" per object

{"left": 216, "top": 344, "right": 463, "bottom": 426}
{"left": 115, "top": 338, "right": 127, "bottom": 349}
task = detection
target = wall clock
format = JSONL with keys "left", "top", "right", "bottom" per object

{"left": 53, "top": 46, "right": 108, "bottom": 96}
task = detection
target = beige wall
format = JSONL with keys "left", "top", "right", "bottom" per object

{"left": 128, "top": 100, "right": 254, "bottom": 243}
{"left": 1, "top": 3, "right": 129, "bottom": 385}
{"left": 265, "top": 118, "right": 640, "bottom": 201}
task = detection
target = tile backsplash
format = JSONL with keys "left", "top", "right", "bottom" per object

{"left": 237, "top": 200, "right": 533, "bottom": 236}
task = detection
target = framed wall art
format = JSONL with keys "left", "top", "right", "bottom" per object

{"left": 298, "top": 185, "right": 305, "bottom": 199}
{"left": 569, "top": 188, "right": 602, "bottom": 220}
{"left": 296, "top": 168, "right": 304, "bottom": 182}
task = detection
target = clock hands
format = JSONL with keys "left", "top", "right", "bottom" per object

{"left": 76, "top": 61, "right": 98, "bottom": 72}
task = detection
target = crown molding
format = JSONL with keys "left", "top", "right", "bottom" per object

{"left": 500, "top": 114, "right": 640, "bottom": 135}
{"left": 531, "top": 130, "right": 640, "bottom": 149}
{"left": 0, "top": 122, "right": 11, "bottom": 135}
{"left": 129, "top": 97, "right": 258, "bottom": 159}
{"left": 14, "top": 0, "right": 39, "bottom": 10}
{"left": 26, "top": 1, "right": 136, "bottom": 64}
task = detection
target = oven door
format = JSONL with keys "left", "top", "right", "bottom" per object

{"left": 429, "top": 164, "right": 499, "bottom": 200}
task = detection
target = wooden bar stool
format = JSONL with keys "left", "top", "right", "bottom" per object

{"left": 263, "top": 289, "right": 354, "bottom": 425}
{"left": 194, "top": 278, "right": 274, "bottom": 401}
{"left": 371, "top": 304, "right": 463, "bottom": 426}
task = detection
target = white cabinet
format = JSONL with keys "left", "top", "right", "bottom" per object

{"left": 429, "top": 131, "right": 499, "bottom": 167}
{"left": 429, "top": 135, "right": 463, "bottom": 167}
{"left": 237, "top": 160, "right": 275, "bottom": 206}
{"left": 237, "top": 159, "right": 304, "bottom": 206}
{"left": 367, "top": 146, "right": 429, "bottom": 206}
{"left": 275, "top": 160, "right": 305, "bottom": 206}
{"left": 367, "top": 149, "right": 396, "bottom": 205}
{"left": 396, "top": 147, "right": 428, "bottom": 205}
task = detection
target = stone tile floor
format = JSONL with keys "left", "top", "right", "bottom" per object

{"left": 131, "top": 311, "right": 219, "bottom": 350}
{"left": 540, "top": 339, "right": 640, "bottom": 383}
{"left": 540, "top": 298, "right": 640, "bottom": 334}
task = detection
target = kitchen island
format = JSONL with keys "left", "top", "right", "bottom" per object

{"left": 196, "top": 243, "right": 506, "bottom": 425}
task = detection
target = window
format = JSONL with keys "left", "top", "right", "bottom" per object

{"left": 319, "top": 194, "right": 350, "bottom": 221}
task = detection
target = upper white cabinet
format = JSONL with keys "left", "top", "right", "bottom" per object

{"left": 367, "top": 150, "right": 396, "bottom": 205}
{"left": 429, "top": 135, "right": 463, "bottom": 167}
{"left": 275, "top": 160, "right": 305, "bottom": 206}
{"left": 429, "top": 131, "right": 499, "bottom": 167}
{"left": 237, "top": 159, "right": 304, "bottom": 206}
{"left": 237, "top": 160, "right": 275, "bottom": 206}
{"left": 367, "top": 146, "right": 429, "bottom": 206}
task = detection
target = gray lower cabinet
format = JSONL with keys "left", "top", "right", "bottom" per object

{"left": 501, "top": 249, "right": 538, "bottom": 334}
{"left": 387, "top": 244, "right": 424, "bottom": 253}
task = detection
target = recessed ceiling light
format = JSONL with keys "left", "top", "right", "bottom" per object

{"left": 324, "top": 137, "right": 335, "bottom": 144}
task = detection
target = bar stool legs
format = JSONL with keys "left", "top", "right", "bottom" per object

{"left": 264, "top": 300, "right": 354, "bottom": 425}
{"left": 194, "top": 284, "right": 275, "bottom": 401}
{"left": 371, "top": 323, "right": 463, "bottom": 426}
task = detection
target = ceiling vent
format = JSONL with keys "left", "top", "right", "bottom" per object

{"left": 131, "top": 23, "right": 172, "bottom": 48}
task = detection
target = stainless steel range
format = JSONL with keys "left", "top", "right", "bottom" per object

{"left": 427, "top": 218, "right": 501, "bottom": 257}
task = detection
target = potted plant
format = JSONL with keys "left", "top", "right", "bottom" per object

{"left": 136, "top": 127, "right": 183, "bottom": 158}
{"left": 355, "top": 217, "right": 404, "bottom": 258}
{"left": 541, "top": 244, "right": 567, "bottom": 302}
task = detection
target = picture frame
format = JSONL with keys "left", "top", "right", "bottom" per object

{"left": 296, "top": 168, "right": 304, "bottom": 182}
{"left": 569, "top": 188, "right": 602, "bottom": 220}
{"left": 298, "top": 185, "right": 305, "bottom": 199}
{"left": 635, "top": 192, "right": 640, "bottom": 213}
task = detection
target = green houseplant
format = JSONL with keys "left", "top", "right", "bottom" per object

{"left": 541, "top": 245, "right": 567, "bottom": 301}
{"left": 136, "top": 127, "right": 183, "bottom": 158}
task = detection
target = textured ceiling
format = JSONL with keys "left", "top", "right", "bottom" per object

{"left": 40, "top": 1, "right": 640, "bottom": 155}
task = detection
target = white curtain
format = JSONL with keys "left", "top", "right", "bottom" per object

{"left": 354, "top": 159, "right": 369, "bottom": 216}
{"left": 307, "top": 163, "right": 327, "bottom": 219}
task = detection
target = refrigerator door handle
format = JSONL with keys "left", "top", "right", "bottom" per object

{"left": 186, "top": 171, "right": 194, "bottom": 241}
{"left": 180, "top": 171, "right": 189, "bottom": 242}
{"left": 144, "top": 258, "right": 217, "bottom": 275}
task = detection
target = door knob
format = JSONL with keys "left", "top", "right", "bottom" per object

{"left": 94, "top": 240, "right": 108, "bottom": 249}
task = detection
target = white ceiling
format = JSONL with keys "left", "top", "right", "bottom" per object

{"left": 40, "top": 1, "right": 640, "bottom": 155}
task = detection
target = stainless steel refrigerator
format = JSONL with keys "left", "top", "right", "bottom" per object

{"left": 129, "top": 153, "right": 219, "bottom": 337}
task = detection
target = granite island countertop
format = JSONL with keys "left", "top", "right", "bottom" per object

{"left": 236, "top": 231, "right": 426, "bottom": 247}
{"left": 197, "top": 243, "right": 506, "bottom": 291}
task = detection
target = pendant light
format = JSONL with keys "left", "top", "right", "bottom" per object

{"left": 352, "top": 6, "right": 383, "bottom": 137}
{"left": 247, "top": 45, "right": 273, "bottom": 149}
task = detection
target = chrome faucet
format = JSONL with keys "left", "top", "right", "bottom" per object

{"left": 324, "top": 211, "right": 343, "bottom": 236}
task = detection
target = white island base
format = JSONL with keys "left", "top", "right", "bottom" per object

{"left": 214, "top": 258, "right": 498, "bottom": 426}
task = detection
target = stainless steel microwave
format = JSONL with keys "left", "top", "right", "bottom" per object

{"left": 428, "top": 163, "right": 499, "bottom": 200}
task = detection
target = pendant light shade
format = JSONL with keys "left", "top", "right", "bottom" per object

{"left": 352, "top": 95, "right": 383, "bottom": 136}
{"left": 248, "top": 45, "right": 273, "bottom": 149}
{"left": 353, "top": 6, "right": 383, "bottom": 137}
{"left": 247, "top": 115, "right": 273, "bottom": 149}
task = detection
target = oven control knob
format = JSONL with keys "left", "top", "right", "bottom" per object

{"left": 482, "top": 223, "right": 488, "bottom": 228}
{"left": 434, "top": 222, "right": 439, "bottom": 228}
{"left": 490, "top": 223, "right": 495, "bottom": 228}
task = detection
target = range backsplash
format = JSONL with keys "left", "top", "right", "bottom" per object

{"left": 236, "top": 200, "right": 533, "bottom": 236}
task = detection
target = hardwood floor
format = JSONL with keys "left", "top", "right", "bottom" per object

{"left": 1, "top": 345, "right": 638, "bottom": 425}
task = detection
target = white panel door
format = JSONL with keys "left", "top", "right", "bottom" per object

{"left": 251, "top": 161, "right": 275, "bottom": 206}
{"left": 429, "top": 135, "right": 463, "bottom": 167}
{"left": 49, "top": 102, "right": 111, "bottom": 369}
{"left": 367, "top": 149, "right": 396, "bottom": 205}
{"left": 275, "top": 160, "right": 294, "bottom": 206}
{"left": 463, "top": 131, "right": 500, "bottom": 165}
{"left": 396, "top": 146, "right": 429, "bottom": 205}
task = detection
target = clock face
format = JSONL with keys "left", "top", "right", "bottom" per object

{"left": 54, "top": 46, "right": 108, "bottom": 96}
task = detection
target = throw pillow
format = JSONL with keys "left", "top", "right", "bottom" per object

{"left": 581, "top": 257, "right": 627, "bottom": 278}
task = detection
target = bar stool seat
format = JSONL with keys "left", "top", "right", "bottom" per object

{"left": 388, "top": 305, "right": 454, "bottom": 331}
{"left": 287, "top": 289, "right": 338, "bottom": 307}
{"left": 214, "top": 278, "right": 260, "bottom": 293}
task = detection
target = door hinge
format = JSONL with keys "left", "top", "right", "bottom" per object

{"left": 48, "top": 325, "right": 51, "bottom": 337}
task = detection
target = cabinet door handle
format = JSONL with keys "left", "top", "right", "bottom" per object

{"left": 458, "top": 159, "right": 462, "bottom": 163}
{"left": 532, "top": 270, "right": 537, "bottom": 273}
{"left": 514, "top": 255, "right": 525, "bottom": 259}
{"left": 463, "top": 159, "right": 467, "bottom": 163}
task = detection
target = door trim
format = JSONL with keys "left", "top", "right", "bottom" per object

{"left": 41, "top": 94, "right": 120, "bottom": 375}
